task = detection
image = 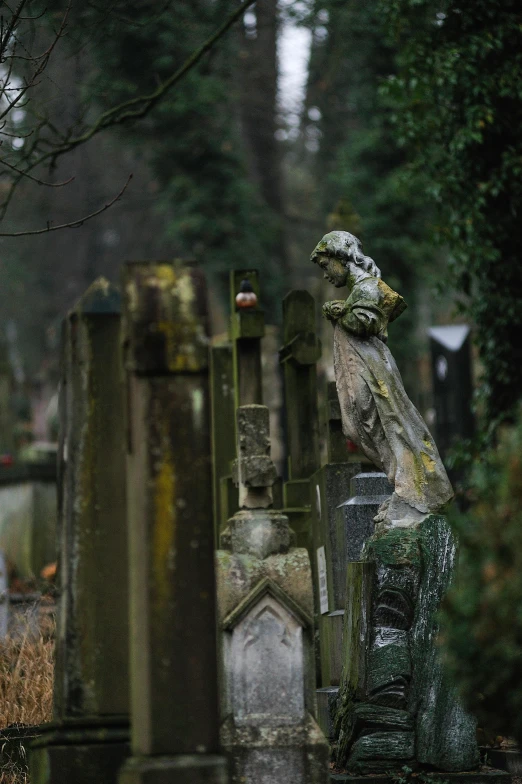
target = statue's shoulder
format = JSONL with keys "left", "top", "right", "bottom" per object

{"left": 375, "top": 278, "right": 407, "bottom": 322}
{"left": 349, "top": 277, "right": 407, "bottom": 322}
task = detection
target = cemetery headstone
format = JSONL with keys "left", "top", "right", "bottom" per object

{"left": 216, "top": 404, "right": 329, "bottom": 784}
{"left": 279, "top": 290, "right": 321, "bottom": 551}
{"left": 30, "top": 278, "right": 129, "bottom": 784}
{"left": 118, "top": 262, "right": 227, "bottom": 784}
{"left": 429, "top": 324, "right": 474, "bottom": 461}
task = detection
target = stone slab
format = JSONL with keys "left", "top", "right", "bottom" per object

{"left": 316, "top": 686, "right": 339, "bottom": 739}
{"left": 30, "top": 740, "right": 130, "bottom": 784}
{"left": 481, "top": 749, "right": 522, "bottom": 776}
{"left": 119, "top": 754, "right": 228, "bottom": 784}
{"left": 350, "top": 473, "right": 392, "bottom": 497}
{"left": 337, "top": 495, "right": 389, "bottom": 562}
{"left": 331, "top": 769, "right": 511, "bottom": 784}
{"left": 311, "top": 462, "right": 362, "bottom": 610}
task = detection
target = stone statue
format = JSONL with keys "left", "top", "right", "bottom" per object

{"left": 311, "top": 230, "right": 453, "bottom": 527}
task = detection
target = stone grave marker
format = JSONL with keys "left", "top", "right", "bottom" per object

{"left": 30, "top": 278, "right": 129, "bottom": 784}
{"left": 118, "top": 262, "right": 227, "bottom": 784}
{"left": 216, "top": 404, "right": 329, "bottom": 784}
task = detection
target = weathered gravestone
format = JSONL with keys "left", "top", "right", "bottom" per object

{"left": 310, "top": 231, "right": 479, "bottom": 773}
{"left": 118, "top": 262, "right": 227, "bottom": 784}
{"left": 279, "top": 291, "right": 322, "bottom": 552}
{"left": 211, "top": 270, "right": 265, "bottom": 541}
{"left": 428, "top": 324, "right": 474, "bottom": 462}
{"left": 314, "top": 470, "right": 392, "bottom": 738}
{"left": 216, "top": 404, "right": 329, "bottom": 784}
{"left": 31, "top": 279, "right": 130, "bottom": 784}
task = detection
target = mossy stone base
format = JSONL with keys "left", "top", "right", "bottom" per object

{"left": 332, "top": 769, "right": 511, "bottom": 784}
{"left": 118, "top": 754, "right": 228, "bottom": 784}
{"left": 338, "top": 516, "right": 478, "bottom": 772}
{"left": 348, "top": 731, "right": 414, "bottom": 772}
{"left": 29, "top": 718, "right": 129, "bottom": 784}
{"left": 30, "top": 741, "right": 130, "bottom": 784}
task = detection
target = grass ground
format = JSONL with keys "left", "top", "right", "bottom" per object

{"left": 0, "top": 611, "right": 54, "bottom": 784}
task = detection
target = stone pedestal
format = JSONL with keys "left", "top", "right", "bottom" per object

{"left": 336, "top": 515, "right": 479, "bottom": 773}
{"left": 30, "top": 279, "right": 129, "bottom": 784}
{"left": 217, "top": 405, "right": 329, "bottom": 784}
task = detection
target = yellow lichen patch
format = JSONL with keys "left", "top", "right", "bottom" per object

{"left": 377, "top": 278, "right": 407, "bottom": 321}
{"left": 153, "top": 263, "right": 178, "bottom": 289}
{"left": 153, "top": 442, "right": 176, "bottom": 614}
{"left": 175, "top": 271, "right": 196, "bottom": 321}
{"left": 377, "top": 379, "right": 389, "bottom": 398}
{"left": 156, "top": 319, "right": 202, "bottom": 373}
{"left": 423, "top": 438, "right": 433, "bottom": 450}
{"left": 421, "top": 451, "right": 436, "bottom": 473}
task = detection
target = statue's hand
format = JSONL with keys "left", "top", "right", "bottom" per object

{"left": 323, "top": 300, "right": 347, "bottom": 321}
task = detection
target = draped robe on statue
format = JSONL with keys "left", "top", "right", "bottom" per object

{"left": 332, "top": 276, "right": 453, "bottom": 514}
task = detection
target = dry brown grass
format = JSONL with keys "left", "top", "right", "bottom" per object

{"left": 0, "top": 767, "right": 28, "bottom": 784}
{"left": 0, "top": 629, "right": 54, "bottom": 728}
{"left": 0, "top": 607, "right": 55, "bottom": 783}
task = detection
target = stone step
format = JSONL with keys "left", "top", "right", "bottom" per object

{"left": 331, "top": 769, "right": 511, "bottom": 784}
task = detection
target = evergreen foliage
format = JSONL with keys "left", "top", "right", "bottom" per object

{"left": 304, "top": 0, "right": 439, "bottom": 377}
{"left": 380, "top": 0, "right": 522, "bottom": 425}
{"left": 442, "top": 409, "right": 522, "bottom": 744}
{"left": 62, "top": 0, "right": 284, "bottom": 309}
{"left": 89, "top": 0, "right": 280, "bottom": 310}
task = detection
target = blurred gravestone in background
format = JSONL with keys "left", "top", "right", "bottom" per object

{"left": 429, "top": 325, "right": 475, "bottom": 462}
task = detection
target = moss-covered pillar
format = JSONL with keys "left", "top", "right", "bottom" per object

{"left": 118, "top": 262, "right": 227, "bottom": 784}
{"left": 279, "top": 290, "right": 321, "bottom": 551}
{"left": 210, "top": 344, "right": 237, "bottom": 543}
{"left": 30, "top": 278, "right": 130, "bottom": 784}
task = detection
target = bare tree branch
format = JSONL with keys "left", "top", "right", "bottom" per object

{"left": 0, "top": 156, "right": 74, "bottom": 186}
{"left": 26, "top": 0, "right": 257, "bottom": 164}
{"left": 0, "top": 0, "right": 255, "bottom": 234}
{"left": 0, "top": 173, "right": 133, "bottom": 236}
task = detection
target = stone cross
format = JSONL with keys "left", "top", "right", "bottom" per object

{"left": 279, "top": 290, "right": 322, "bottom": 552}
{"left": 236, "top": 404, "right": 277, "bottom": 510}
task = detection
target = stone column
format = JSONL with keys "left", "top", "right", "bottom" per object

{"left": 229, "top": 269, "right": 264, "bottom": 409}
{"left": 118, "top": 262, "right": 227, "bottom": 784}
{"left": 210, "top": 343, "right": 237, "bottom": 543}
{"left": 216, "top": 404, "right": 329, "bottom": 784}
{"left": 279, "top": 290, "right": 322, "bottom": 551}
{"left": 30, "top": 278, "right": 129, "bottom": 784}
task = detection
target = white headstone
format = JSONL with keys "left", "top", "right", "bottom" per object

{"left": 227, "top": 592, "right": 306, "bottom": 726}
